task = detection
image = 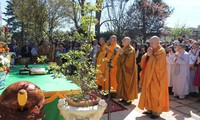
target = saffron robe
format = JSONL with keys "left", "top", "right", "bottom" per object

{"left": 96, "top": 43, "right": 108, "bottom": 87}
{"left": 138, "top": 45, "right": 169, "bottom": 112}
{"left": 116, "top": 44, "right": 138, "bottom": 100}
{"left": 103, "top": 43, "right": 121, "bottom": 91}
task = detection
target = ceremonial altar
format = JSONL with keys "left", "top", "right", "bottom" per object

{"left": 0, "top": 64, "right": 80, "bottom": 120}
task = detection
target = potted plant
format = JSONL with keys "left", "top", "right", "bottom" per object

{"left": 57, "top": 1, "right": 107, "bottom": 120}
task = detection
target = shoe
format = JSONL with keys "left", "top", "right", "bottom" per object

{"left": 123, "top": 101, "right": 132, "bottom": 106}
{"left": 150, "top": 115, "right": 160, "bottom": 119}
{"left": 118, "top": 99, "right": 126, "bottom": 103}
{"left": 178, "top": 97, "right": 185, "bottom": 100}
{"left": 174, "top": 96, "right": 179, "bottom": 99}
{"left": 142, "top": 111, "right": 152, "bottom": 115}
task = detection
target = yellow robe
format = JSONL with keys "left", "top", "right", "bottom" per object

{"left": 138, "top": 45, "right": 169, "bottom": 113}
{"left": 96, "top": 43, "right": 108, "bottom": 87}
{"left": 116, "top": 44, "right": 138, "bottom": 100}
{"left": 103, "top": 43, "right": 120, "bottom": 91}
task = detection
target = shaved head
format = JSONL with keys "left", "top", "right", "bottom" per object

{"left": 149, "top": 36, "right": 160, "bottom": 43}
{"left": 99, "top": 37, "right": 106, "bottom": 45}
{"left": 123, "top": 37, "right": 131, "bottom": 43}
{"left": 122, "top": 37, "right": 131, "bottom": 47}
{"left": 110, "top": 35, "right": 117, "bottom": 39}
{"left": 110, "top": 35, "right": 117, "bottom": 45}
{"left": 149, "top": 36, "right": 160, "bottom": 49}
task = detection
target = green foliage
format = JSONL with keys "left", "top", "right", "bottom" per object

{"left": 0, "top": 26, "right": 12, "bottom": 42}
{"left": 58, "top": 2, "right": 99, "bottom": 98}
{"left": 37, "top": 55, "right": 47, "bottom": 63}
{"left": 170, "top": 23, "right": 192, "bottom": 40}
{"left": 4, "top": 0, "right": 71, "bottom": 42}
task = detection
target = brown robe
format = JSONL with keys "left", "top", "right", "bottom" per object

{"left": 116, "top": 44, "right": 138, "bottom": 100}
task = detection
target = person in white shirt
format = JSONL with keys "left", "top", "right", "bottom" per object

{"left": 31, "top": 42, "right": 38, "bottom": 63}
{"left": 166, "top": 46, "right": 176, "bottom": 95}
{"left": 31, "top": 43, "right": 38, "bottom": 56}
{"left": 91, "top": 39, "right": 100, "bottom": 66}
{"left": 189, "top": 42, "right": 200, "bottom": 94}
{"left": 173, "top": 43, "right": 190, "bottom": 99}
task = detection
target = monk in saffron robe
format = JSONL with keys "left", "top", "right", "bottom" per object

{"left": 138, "top": 36, "right": 169, "bottom": 119}
{"left": 103, "top": 35, "right": 121, "bottom": 91}
{"left": 96, "top": 37, "right": 108, "bottom": 89}
{"left": 116, "top": 37, "right": 138, "bottom": 106}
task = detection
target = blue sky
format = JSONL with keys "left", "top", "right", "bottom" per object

{"left": 0, "top": 0, "right": 200, "bottom": 28}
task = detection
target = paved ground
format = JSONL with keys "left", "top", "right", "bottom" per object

{"left": 101, "top": 94, "right": 200, "bottom": 120}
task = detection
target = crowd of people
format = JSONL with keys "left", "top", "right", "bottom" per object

{"left": 8, "top": 39, "right": 71, "bottom": 64}
{"left": 7, "top": 34, "right": 200, "bottom": 119}
{"left": 94, "top": 35, "right": 200, "bottom": 119}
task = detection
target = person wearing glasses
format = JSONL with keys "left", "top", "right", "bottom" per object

{"left": 166, "top": 46, "right": 176, "bottom": 95}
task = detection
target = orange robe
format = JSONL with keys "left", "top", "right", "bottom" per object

{"left": 96, "top": 43, "right": 108, "bottom": 87}
{"left": 116, "top": 44, "right": 138, "bottom": 100}
{"left": 138, "top": 45, "right": 169, "bottom": 113}
{"left": 103, "top": 43, "right": 121, "bottom": 91}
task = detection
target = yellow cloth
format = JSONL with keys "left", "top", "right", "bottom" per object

{"left": 138, "top": 45, "right": 169, "bottom": 112}
{"left": 116, "top": 44, "right": 138, "bottom": 100}
{"left": 102, "top": 43, "right": 120, "bottom": 91}
{"left": 44, "top": 90, "right": 80, "bottom": 104}
{"left": 96, "top": 44, "right": 108, "bottom": 87}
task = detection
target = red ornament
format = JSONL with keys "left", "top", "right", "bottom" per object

{"left": 6, "top": 67, "right": 10, "bottom": 75}
{"left": 4, "top": 26, "right": 8, "bottom": 33}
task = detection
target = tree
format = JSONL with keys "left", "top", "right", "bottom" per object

{"left": 170, "top": 23, "right": 192, "bottom": 40}
{"left": 4, "top": 0, "right": 71, "bottom": 43}
{"left": 45, "top": 0, "right": 70, "bottom": 42}
{"left": 125, "top": 0, "right": 173, "bottom": 43}
{"left": 3, "top": 0, "right": 22, "bottom": 40}
{"left": 103, "top": 0, "right": 130, "bottom": 40}
{"left": 94, "top": 0, "right": 104, "bottom": 38}
{"left": 4, "top": 0, "right": 48, "bottom": 42}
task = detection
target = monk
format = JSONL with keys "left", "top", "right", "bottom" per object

{"left": 38, "top": 40, "right": 51, "bottom": 57}
{"left": 96, "top": 37, "right": 108, "bottom": 89}
{"left": 116, "top": 37, "right": 138, "bottom": 106}
{"left": 138, "top": 36, "right": 169, "bottom": 119}
{"left": 103, "top": 35, "right": 121, "bottom": 92}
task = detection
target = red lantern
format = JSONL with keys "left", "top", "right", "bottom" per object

{"left": 4, "top": 26, "right": 8, "bottom": 33}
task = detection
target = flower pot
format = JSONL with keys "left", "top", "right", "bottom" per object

{"left": 0, "top": 71, "right": 6, "bottom": 89}
{"left": 58, "top": 97, "right": 107, "bottom": 120}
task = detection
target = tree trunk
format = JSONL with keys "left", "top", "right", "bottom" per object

{"left": 21, "top": 22, "right": 24, "bottom": 41}
{"left": 95, "top": 10, "right": 101, "bottom": 38}
{"left": 142, "top": 4, "right": 146, "bottom": 43}
{"left": 95, "top": 0, "right": 103, "bottom": 39}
